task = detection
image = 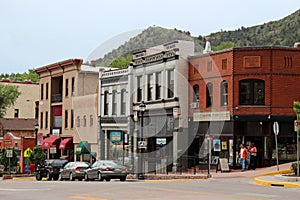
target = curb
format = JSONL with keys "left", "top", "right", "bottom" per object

{"left": 253, "top": 177, "right": 300, "bottom": 188}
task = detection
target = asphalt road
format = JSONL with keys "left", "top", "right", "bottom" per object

{"left": 1, "top": 176, "right": 300, "bottom": 200}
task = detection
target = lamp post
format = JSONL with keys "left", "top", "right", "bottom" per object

{"left": 138, "top": 101, "right": 146, "bottom": 180}
{"left": 34, "top": 122, "right": 39, "bottom": 146}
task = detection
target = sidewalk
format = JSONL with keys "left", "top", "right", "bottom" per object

{"left": 210, "top": 162, "right": 300, "bottom": 188}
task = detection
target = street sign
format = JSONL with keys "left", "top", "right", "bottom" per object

{"left": 24, "top": 147, "right": 32, "bottom": 158}
{"left": 6, "top": 150, "right": 13, "bottom": 158}
{"left": 138, "top": 141, "right": 147, "bottom": 149}
{"left": 273, "top": 121, "right": 279, "bottom": 135}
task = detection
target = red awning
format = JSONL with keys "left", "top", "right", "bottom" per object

{"left": 41, "top": 137, "right": 60, "bottom": 149}
{"left": 59, "top": 138, "right": 73, "bottom": 149}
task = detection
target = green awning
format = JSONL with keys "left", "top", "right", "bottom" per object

{"left": 75, "top": 141, "right": 91, "bottom": 155}
{"left": 91, "top": 152, "right": 97, "bottom": 157}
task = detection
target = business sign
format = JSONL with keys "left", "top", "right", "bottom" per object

{"left": 110, "top": 131, "right": 122, "bottom": 143}
{"left": 193, "top": 111, "right": 230, "bottom": 121}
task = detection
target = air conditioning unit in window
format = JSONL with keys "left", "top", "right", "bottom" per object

{"left": 191, "top": 102, "right": 199, "bottom": 109}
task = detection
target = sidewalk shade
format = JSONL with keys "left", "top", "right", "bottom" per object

{"left": 75, "top": 141, "right": 90, "bottom": 155}
{"left": 59, "top": 138, "right": 73, "bottom": 149}
{"left": 41, "top": 137, "right": 60, "bottom": 149}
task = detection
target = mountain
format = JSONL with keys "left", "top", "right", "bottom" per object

{"left": 96, "top": 9, "right": 300, "bottom": 67}
{"left": 207, "top": 9, "right": 300, "bottom": 47}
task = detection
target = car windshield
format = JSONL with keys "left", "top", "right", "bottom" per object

{"left": 102, "top": 161, "right": 118, "bottom": 167}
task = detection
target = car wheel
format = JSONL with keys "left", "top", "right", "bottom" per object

{"left": 98, "top": 172, "right": 103, "bottom": 181}
{"left": 69, "top": 173, "right": 74, "bottom": 181}
{"left": 36, "top": 173, "right": 42, "bottom": 181}
{"left": 120, "top": 177, "right": 126, "bottom": 182}
{"left": 46, "top": 172, "right": 51, "bottom": 181}
{"left": 84, "top": 173, "right": 89, "bottom": 181}
{"left": 105, "top": 178, "right": 111, "bottom": 182}
{"left": 53, "top": 175, "right": 59, "bottom": 181}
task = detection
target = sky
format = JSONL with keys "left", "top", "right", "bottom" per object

{"left": 0, "top": 0, "right": 300, "bottom": 74}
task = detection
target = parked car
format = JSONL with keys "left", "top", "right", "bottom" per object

{"left": 84, "top": 160, "right": 127, "bottom": 182}
{"left": 59, "top": 161, "right": 89, "bottom": 181}
{"left": 35, "top": 159, "right": 68, "bottom": 181}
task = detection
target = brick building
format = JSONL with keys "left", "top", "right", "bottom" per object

{"left": 188, "top": 44, "right": 300, "bottom": 167}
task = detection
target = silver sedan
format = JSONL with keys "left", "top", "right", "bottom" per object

{"left": 59, "top": 162, "right": 90, "bottom": 181}
{"left": 84, "top": 160, "right": 127, "bottom": 182}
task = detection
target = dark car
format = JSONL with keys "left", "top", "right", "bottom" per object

{"left": 35, "top": 159, "right": 68, "bottom": 181}
{"left": 59, "top": 161, "right": 90, "bottom": 181}
{"left": 84, "top": 160, "right": 127, "bottom": 182}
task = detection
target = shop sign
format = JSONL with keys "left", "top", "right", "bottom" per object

{"left": 50, "top": 147, "right": 57, "bottom": 154}
{"left": 193, "top": 111, "right": 230, "bottom": 121}
{"left": 110, "top": 131, "right": 122, "bottom": 143}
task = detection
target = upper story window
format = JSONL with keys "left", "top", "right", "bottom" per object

{"left": 206, "top": 82, "right": 213, "bottom": 107}
{"left": 40, "top": 112, "right": 43, "bottom": 129}
{"left": 71, "top": 110, "right": 74, "bottom": 128}
{"left": 71, "top": 77, "right": 75, "bottom": 96}
{"left": 156, "top": 72, "right": 162, "bottom": 100}
{"left": 65, "top": 78, "right": 69, "bottom": 97}
{"left": 168, "top": 70, "right": 174, "bottom": 98}
{"left": 222, "top": 59, "right": 227, "bottom": 70}
{"left": 121, "top": 89, "right": 126, "bottom": 115}
{"left": 45, "top": 111, "right": 48, "bottom": 129}
{"left": 137, "top": 76, "right": 143, "bottom": 102}
{"left": 221, "top": 81, "right": 228, "bottom": 106}
{"left": 76, "top": 116, "right": 80, "bottom": 127}
{"left": 112, "top": 90, "right": 117, "bottom": 115}
{"left": 239, "top": 79, "right": 265, "bottom": 105}
{"left": 14, "top": 109, "right": 19, "bottom": 118}
{"left": 64, "top": 110, "right": 68, "bottom": 129}
{"left": 83, "top": 115, "right": 87, "bottom": 127}
{"left": 207, "top": 61, "right": 212, "bottom": 72}
{"left": 193, "top": 84, "right": 199, "bottom": 102}
{"left": 41, "top": 84, "right": 44, "bottom": 100}
{"left": 46, "top": 82, "right": 49, "bottom": 100}
{"left": 284, "top": 56, "right": 293, "bottom": 68}
{"left": 104, "top": 91, "right": 109, "bottom": 115}
{"left": 147, "top": 74, "right": 154, "bottom": 101}
{"left": 90, "top": 115, "right": 93, "bottom": 126}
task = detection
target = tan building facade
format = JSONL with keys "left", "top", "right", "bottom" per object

{"left": 0, "top": 80, "right": 39, "bottom": 119}
{"left": 35, "top": 59, "right": 100, "bottom": 162}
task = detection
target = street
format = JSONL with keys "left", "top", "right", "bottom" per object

{"left": 1, "top": 176, "right": 299, "bottom": 200}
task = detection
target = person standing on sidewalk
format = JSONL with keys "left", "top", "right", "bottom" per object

{"left": 249, "top": 143, "right": 257, "bottom": 170}
{"left": 239, "top": 144, "right": 248, "bottom": 172}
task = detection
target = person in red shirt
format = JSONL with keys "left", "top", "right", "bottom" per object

{"left": 29, "top": 163, "right": 35, "bottom": 174}
{"left": 248, "top": 143, "right": 257, "bottom": 170}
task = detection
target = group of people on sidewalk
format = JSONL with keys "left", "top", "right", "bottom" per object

{"left": 239, "top": 143, "right": 257, "bottom": 172}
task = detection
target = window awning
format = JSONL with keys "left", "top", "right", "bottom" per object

{"left": 59, "top": 138, "right": 73, "bottom": 149}
{"left": 75, "top": 141, "right": 91, "bottom": 155}
{"left": 41, "top": 137, "right": 60, "bottom": 149}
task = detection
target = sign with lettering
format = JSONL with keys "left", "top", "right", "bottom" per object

{"left": 216, "top": 158, "right": 230, "bottom": 173}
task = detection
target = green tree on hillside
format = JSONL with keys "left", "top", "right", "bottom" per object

{"left": 0, "top": 69, "right": 39, "bottom": 82}
{"left": 212, "top": 41, "right": 235, "bottom": 51}
{"left": 109, "top": 55, "right": 132, "bottom": 69}
{"left": 0, "top": 84, "right": 21, "bottom": 117}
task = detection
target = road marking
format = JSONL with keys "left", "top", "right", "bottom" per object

{"left": 70, "top": 196, "right": 106, "bottom": 200}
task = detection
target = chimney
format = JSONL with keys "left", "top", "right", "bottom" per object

{"left": 90, "top": 60, "right": 96, "bottom": 67}
{"left": 294, "top": 42, "right": 300, "bottom": 49}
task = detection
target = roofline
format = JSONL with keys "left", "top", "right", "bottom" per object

{"left": 34, "top": 58, "right": 83, "bottom": 74}
{"left": 189, "top": 46, "right": 300, "bottom": 59}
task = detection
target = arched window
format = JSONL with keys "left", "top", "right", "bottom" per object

{"left": 239, "top": 79, "right": 265, "bottom": 105}
{"left": 206, "top": 82, "right": 213, "bottom": 107}
{"left": 193, "top": 84, "right": 199, "bottom": 102}
{"left": 220, "top": 81, "right": 228, "bottom": 106}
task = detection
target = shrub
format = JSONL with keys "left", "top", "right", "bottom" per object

{"left": 291, "top": 161, "right": 300, "bottom": 174}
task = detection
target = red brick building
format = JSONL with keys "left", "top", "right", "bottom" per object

{"left": 188, "top": 44, "right": 300, "bottom": 167}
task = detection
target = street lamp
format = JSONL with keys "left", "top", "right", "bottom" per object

{"left": 34, "top": 122, "right": 39, "bottom": 146}
{"left": 138, "top": 101, "right": 146, "bottom": 180}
